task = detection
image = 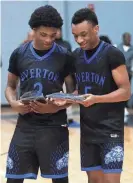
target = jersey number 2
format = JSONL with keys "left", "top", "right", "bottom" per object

{"left": 34, "top": 82, "right": 43, "bottom": 95}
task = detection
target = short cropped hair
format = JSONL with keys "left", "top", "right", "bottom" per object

{"left": 72, "top": 8, "right": 98, "bottom": 26}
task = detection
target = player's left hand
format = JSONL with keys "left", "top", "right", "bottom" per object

{"left": 30, "top": 101, "right": 60, "bottom": 114}
{"left": 46, "top": 91, "right": 68, "bottom": 106}
{"left": 77, "top": 94, "right": 96, "bottom": 107}
{"left": 46, "top": 90, "right": 79, "bottom": 106}
{"left": 53, "top": 99, "right": 67, "bottom": 106}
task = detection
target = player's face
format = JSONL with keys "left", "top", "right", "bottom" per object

{"left": 123, "top": 34, "right": 131, "bottom": 46}
{"left": 72, "top": 20, "right": 99, "bottom": 50}
{"left": 33, "top": 26, "right": 57, "bottom": 50}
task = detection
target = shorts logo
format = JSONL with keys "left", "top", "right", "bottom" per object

{"left": 7, "top": 156, "right": 14, "bottom": 169}
{"left": 104, "top": 146, "right": 124, "bottom": 164}
{"left": 56, "top": 152, "right": 69, "bottom": 170}
{"left": 110, "top": 134, "right": 119, "bottom": 138}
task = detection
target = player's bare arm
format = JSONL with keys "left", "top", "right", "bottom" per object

{"left": 5, "top": 72, "right": 31, "bottom": 114}
{"left": 5, "top": 72, "right": 18, "bottom": 103}
{"left": 65, "top": 75, "right": 76, "bottom": 93}
{"left": 96, "top": 65, "right": 131, "bottom": 102}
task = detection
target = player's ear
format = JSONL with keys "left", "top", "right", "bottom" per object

{"left": 32, "top": 28, "right": 37, "bottom": 33}
{"left": 94, "top": 25, "right": 99, "bottom": 34}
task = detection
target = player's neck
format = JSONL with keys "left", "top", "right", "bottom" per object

{"left": 90, "top": 38, "right": 100, "bottom": 50}
{"left": 32, "top": 40, "right": 52, "bottom": 51}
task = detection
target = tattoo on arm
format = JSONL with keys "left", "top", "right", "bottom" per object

{"left": 5, "top": 73, "right": 19, "bottom": 103}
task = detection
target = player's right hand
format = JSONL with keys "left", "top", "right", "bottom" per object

{"left": 10, "top": 100, "right": 31, "bottom": 114}
{"left": 30, "top": 101, "right": 60, "bottom": 113}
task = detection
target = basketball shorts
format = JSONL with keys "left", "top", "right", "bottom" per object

{"left": 81, "top": 138, "right": 124, "bottom": 173}
{"left": 6, "top": 126, "right": 69, "bottom": 179}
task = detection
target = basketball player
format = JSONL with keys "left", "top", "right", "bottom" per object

{"left": 23, "top": 28, "right": 76, "bottom": 124}
{"left": 5, "top": 5, "right": 75, "bottom": 183}
{"left": 70, "top": 8, "right": 131, "bottom": 183}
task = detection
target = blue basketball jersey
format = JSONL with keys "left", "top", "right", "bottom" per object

{"left": 73, "top": 41, "right": 126, "bottom": 141}
{"left": 8, "top": 41, "right": 74, "bottom": 127}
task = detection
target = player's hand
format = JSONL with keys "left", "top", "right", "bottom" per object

{"left": 73, "top": 90, "right": 78, "bottom": 95}
{"left": 46, "top": 91, "right": 78, "bottom": 106}
{"left": 50, "top": 98, "right": 67, "bottom": 106}
{"left": 10, "top": 100, "right": 31, "bottom": 114}
{"left": 47, "top": 97, "right": 77, "bottom": 106}
{"left": 30, "top": 101, "right": 60, "bottom": 114}
{"left": 46, "top": 91, "right": 67, "bottom": 106}
{"left": 77, "top": 94, "right": 96, "bottom": 107}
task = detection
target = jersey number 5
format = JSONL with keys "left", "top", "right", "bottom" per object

{"left": 85, "top": 86, "right": 92, "bottom": 94}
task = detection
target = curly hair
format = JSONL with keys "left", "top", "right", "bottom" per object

{"left": 29, "top": 5, "right": 63, "bottom": 29}
{"left": 72, "top": 8, "right": 98, "bottom": 26}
